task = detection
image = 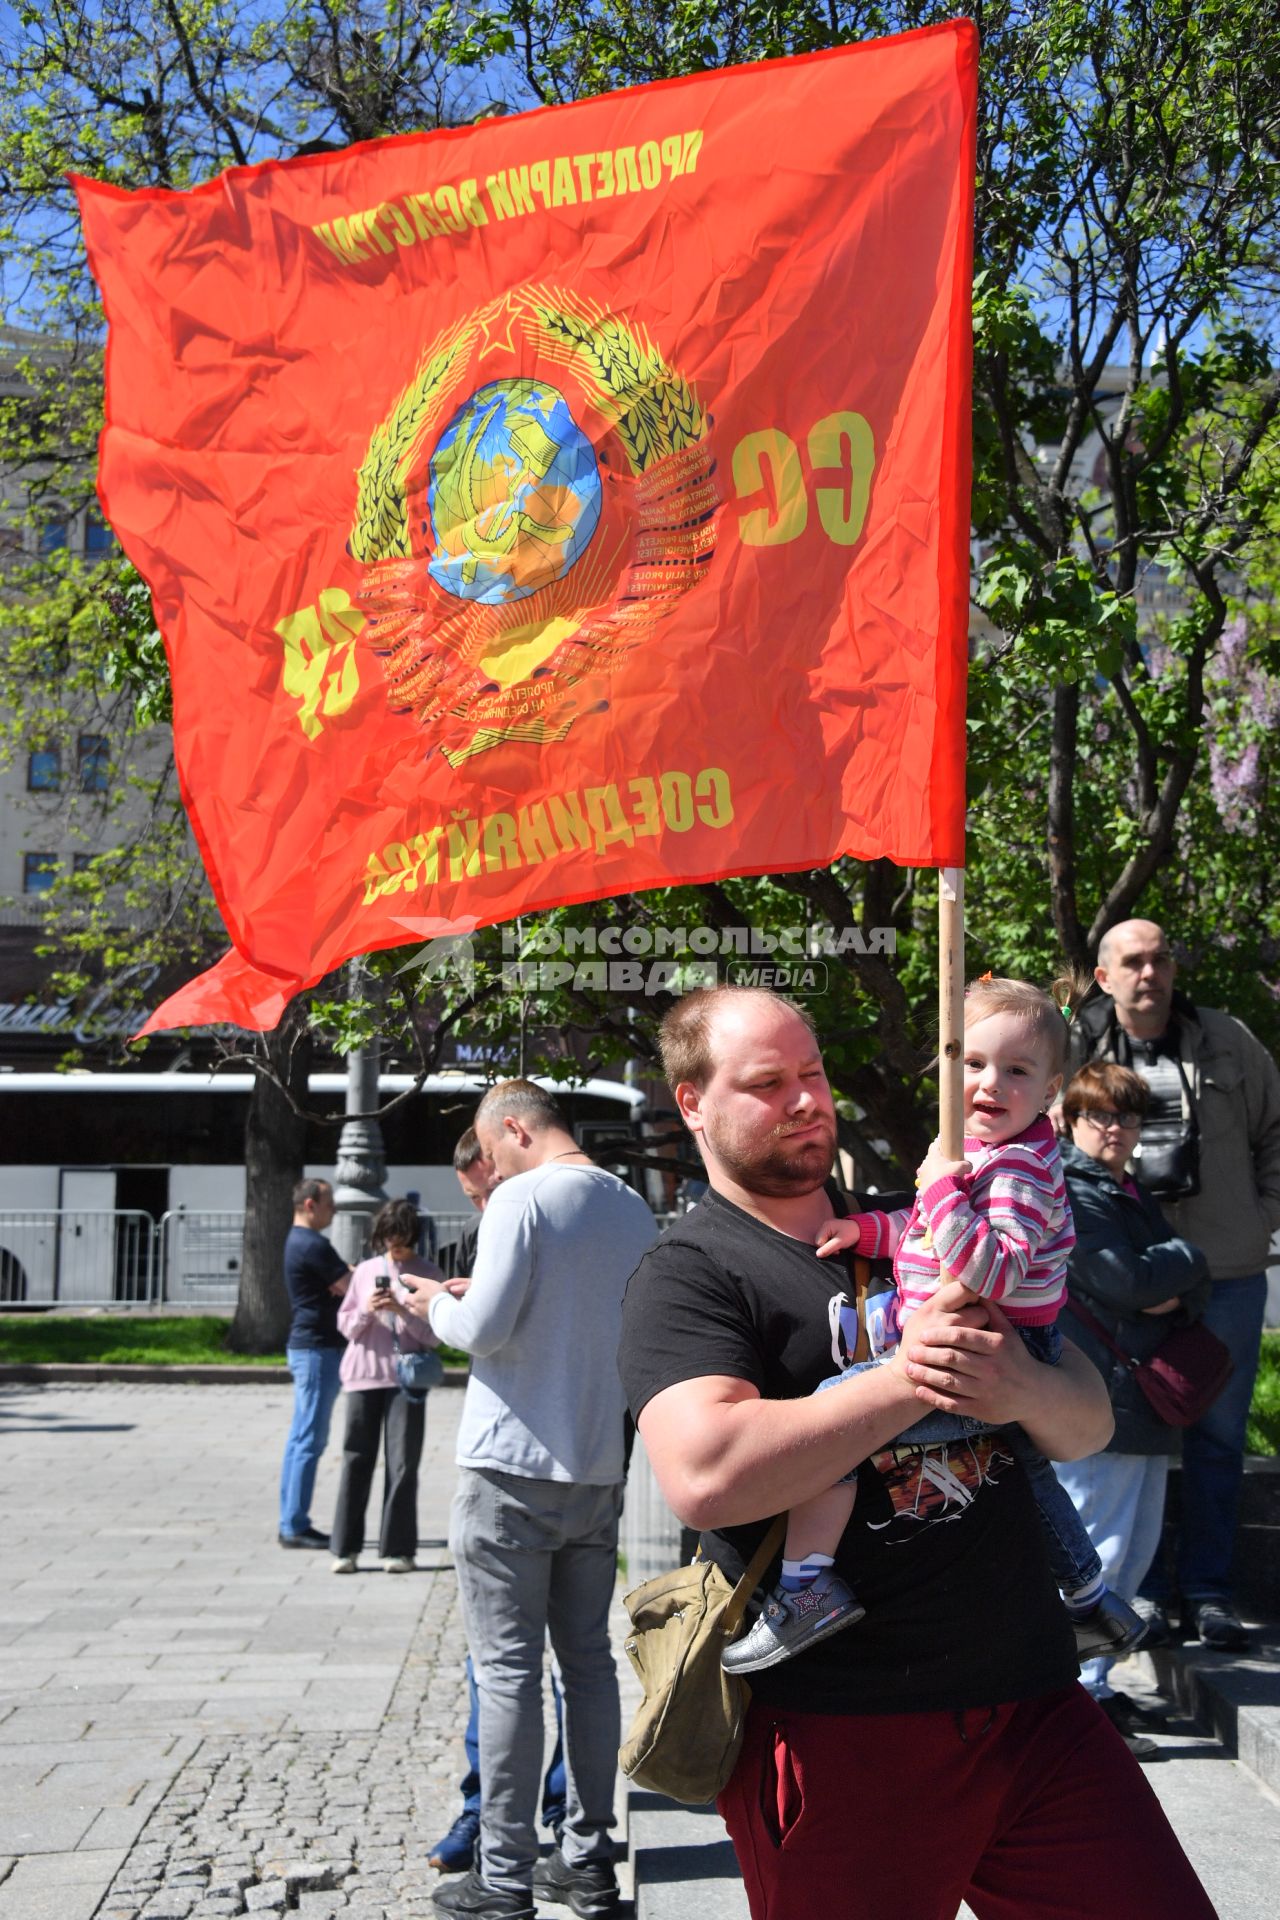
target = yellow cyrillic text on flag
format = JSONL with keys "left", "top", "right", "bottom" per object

{"left": 277, "top": 588, "right": 364, "bottom": 740}
{"left": 313, "top": 129, "right": 704, "bottom": 269}
{"left": 362, "top": 765, "right": 733, "bottom": 904}
{"left": 734, "top": 412, "right": 876, "bottom": 547}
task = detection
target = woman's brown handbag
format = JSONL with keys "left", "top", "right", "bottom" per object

{"left": 1065, "top": 1298, "right": 1233, "bottom": 1428}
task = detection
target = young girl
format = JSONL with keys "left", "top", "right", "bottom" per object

{"left": 331, "top": 1197, "right": 443, "bottom": 1575}
{"left": 723, "top": 975, "right": 1145, "bottom": 1674}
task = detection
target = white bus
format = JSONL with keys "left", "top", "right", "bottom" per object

{"left": 0, "top": 1069, "right": 648, "bottom": 1306}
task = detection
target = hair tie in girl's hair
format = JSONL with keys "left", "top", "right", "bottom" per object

{"left": 978, "top": 971, "right": 993, "bottom": 983}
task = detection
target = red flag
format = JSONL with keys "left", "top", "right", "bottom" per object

{"left": 77, "top": 22, "right": 976, "bottom": 1032}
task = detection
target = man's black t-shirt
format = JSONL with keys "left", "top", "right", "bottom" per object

{"left": 618, "top": 1187, "right": 1078, "bottom": 1715}
{"left": 283, "top": 1226, "right": 348, "bottom": 1349}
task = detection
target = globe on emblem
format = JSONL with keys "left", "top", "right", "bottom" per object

{"left": 426, "top": 377, "right": 602, "bottom": 604}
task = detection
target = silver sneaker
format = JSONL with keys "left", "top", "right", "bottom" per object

{"left": 1072, "top": 1589, "right": 1146, "bottom": 1661}
{"left": 722, "top": 1571, "right": 865, "bottom": 1675}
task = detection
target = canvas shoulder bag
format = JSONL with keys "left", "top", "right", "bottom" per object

{"left": 619, "top": 1251, "right": 873, "bottom": 1803}
{"left": 618, "top": 1515, "right": 785, "bottom": 1805}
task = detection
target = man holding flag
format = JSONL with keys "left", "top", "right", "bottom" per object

{"left": 618, "top": 984, "right": 1217, "bottom": 1920}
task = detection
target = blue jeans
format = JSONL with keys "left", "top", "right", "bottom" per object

{"left": 1054, "top": 1453, "right": 1169, "bottom": 1699}
{"left": 1140, "top": 1271, "right": 1267, "bottom": 1607}
{"left": 279, "top": 1346, "right": 343, "bottom": 1537}
{"left": 819, "top": 1323, "right": 1103, "bottom": 1592}
{"left": 462, "top": 1653, "right": 566, "bottom": 1831}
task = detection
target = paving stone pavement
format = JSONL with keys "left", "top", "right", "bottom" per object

{"left": 6, "top": 1381, "right": 1278, "bottom": 1920}
{"left": 0, "top": 1382, "right": 592, "bottom": 1920}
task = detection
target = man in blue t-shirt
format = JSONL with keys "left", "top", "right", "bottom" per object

{"left": 279, "top": 1178, "right": 351, "bottom": 1547}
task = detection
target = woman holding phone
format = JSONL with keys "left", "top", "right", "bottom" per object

{"left": 332, "top": 1197, "right": 444, "bottom": 1573}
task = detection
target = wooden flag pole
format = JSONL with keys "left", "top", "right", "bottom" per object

{"left": 938, "top": 868, "right": 966, "bottom": 1160}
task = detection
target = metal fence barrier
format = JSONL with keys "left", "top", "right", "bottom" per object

{"left": 0, "top": 1211, "right": 157, "bottom": 1306}
{"left": 0, "top": 1205, "right": 561, "bottom": 1308}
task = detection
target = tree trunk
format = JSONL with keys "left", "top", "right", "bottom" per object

{"left": 1048, "top": 680, "right": 1088, "bottom": 970}
{"left": 227, "top": 1001, "right": 313, "bottom": 1354}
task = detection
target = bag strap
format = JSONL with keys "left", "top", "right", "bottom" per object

{"left": 850, "top": 1253, "right": 872, "bottom": 1365}
{"left": 383, "top": 1255, "right": 405, "bottom": 1355}
{"left": 722, "top": 1516, "right": 788, "bottom": 1636}
{"left": 1063, "top": 1295, "right": 1137, "bottom": 1370}
{"left": 717, "top": 1241, "right": 873, "bottom": 1634}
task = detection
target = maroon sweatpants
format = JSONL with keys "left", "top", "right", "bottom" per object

{"left": 717, "top": 1686, "right": 1217, "bottom": 1920}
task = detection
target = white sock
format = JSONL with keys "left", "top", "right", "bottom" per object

{"left": 780, "top": 1553, "right": 834, "bottom": 1592}
{"left": 1063, "top": 1574, "right": 1105, "bottom": 1617}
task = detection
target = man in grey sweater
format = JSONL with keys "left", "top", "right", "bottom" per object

{"left": 400, "top": 1080, "right": 656, "bottom": 1920}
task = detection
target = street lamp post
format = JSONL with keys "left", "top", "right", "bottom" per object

{"left": 329, "top": 969, "right": 387, "bottom": 1266}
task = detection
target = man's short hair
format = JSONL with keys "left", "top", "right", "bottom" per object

{"left": 658, "top": 985, "right": 818, "bottom": 1091}
{"left": 453, "top": 1127, "right": 485, "bottom": 1173}
{"left": 292, "top": 1177, "right": 331, "bottom": 1210}
{"left": 474, "top": 1078, "right": 568, "bottom": 1134}
{"left": 1062, "top": 1062, "right": 1150, "bottom": 1126}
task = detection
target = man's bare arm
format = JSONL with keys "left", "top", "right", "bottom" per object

{"left": 636, "top": 1283, "right": 1111, "bottom": 1530}
{"left": 636, "top": 1361, "right": 922, "bottom": 1531}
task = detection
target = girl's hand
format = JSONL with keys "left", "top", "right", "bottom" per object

{"left": 917, "top": 1138, "right": 972, "bottom": 1191}
{"left": 815, "top": 1216, "right": 860, "bottom": 1259}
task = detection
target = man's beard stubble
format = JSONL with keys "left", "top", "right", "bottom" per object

{"left": 704, "top": 1114, "right": 838, "bottom": 1198}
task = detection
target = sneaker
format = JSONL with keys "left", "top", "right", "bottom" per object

{"left": 1192, "top": 1599, "right": 1249, "bottom": 1650}
{"left": 1098, "top": 1696, "right": 1159, "bottom": 1763}
{"left": 1131, "top": 1597, "right": 1173, "bottom": 1649}
{"left": 431, "top": 1867, "right": 533, "bottom": 1918}
{"left": 1100, "top": 1690, "right": 1171, "bottom": 1734}
{"left": 721, "top": 1571, "right": 865, "bottom": 1675}
{"left": 383, "top": 1556, "right": 415, "bottom": 1573}
{"left": 429, "top": 1811, "right": 480, "bottom": 1874}
{"left": 1072, "top": 1589, "right": 1145, "bottom": 1662}
{"left": 532, "top": 1846, "right": 620, "bottom": 1917}
{"left": 278, "top": 1528, "right": 329, "bottom": 1549}
{"left": 331, "top": 1556, "right": 358, "bottom": 1575}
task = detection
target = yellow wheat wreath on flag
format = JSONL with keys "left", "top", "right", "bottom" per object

{"left": 350, "top": 286, "right": 708, "bottom": 564}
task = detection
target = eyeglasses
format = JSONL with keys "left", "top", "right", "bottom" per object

{"left": 1077, "top": 1109, "right": 1142, "bottom": 1132}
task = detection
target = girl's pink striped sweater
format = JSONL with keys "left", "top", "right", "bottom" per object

{"left": 855, "top": 1115, "right": 1074, "bottom": 1328}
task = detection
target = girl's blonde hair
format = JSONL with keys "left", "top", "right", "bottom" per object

{"left": 963, "top": 974, "right": 1073, "bottom": 1075}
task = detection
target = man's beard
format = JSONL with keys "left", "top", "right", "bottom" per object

{"left": 704, "top": 1113, "right": 838, "bottom": 1197}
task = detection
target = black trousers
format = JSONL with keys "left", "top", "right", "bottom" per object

{"left": 330, "top": 1386, "right": 425, "bottom": 1559}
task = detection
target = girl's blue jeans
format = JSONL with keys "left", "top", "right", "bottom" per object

{"left": 816, "top": 1321, "right": 1102, "bottom": 1592}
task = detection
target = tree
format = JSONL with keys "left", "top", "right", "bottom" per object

{"left": 4, "top": 0, "right": 1280, "bottom": 1250}
{"left": 0, "top": 3, "right": 484, "bottom": 1348}
{"left": 430, "top": 0, "right": 1280, "bottom": 1068}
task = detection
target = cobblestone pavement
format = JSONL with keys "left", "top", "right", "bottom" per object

{"left": 4, "top": 1382, "right": 1278, "bottom": 1920}
{"left": 0, "top": 1383, "right": 591, "bottom": 1920}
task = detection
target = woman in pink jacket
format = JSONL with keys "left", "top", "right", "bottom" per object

{"left": 332, "top": 1197, "right": 443, "bottom": 1573}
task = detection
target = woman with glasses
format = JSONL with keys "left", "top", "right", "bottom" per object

{"left": 1055, "top": 1062, "right": 1211, "bottom": 1757}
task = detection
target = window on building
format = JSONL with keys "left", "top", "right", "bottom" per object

{"left": 77, "top": 734, "right": 110, "bottom": 792}
{"left": 84, "top": 514, "right": 115, "bottom": 555}
{"left": 27, "top": 748, "right": 61, "bottom": 792}
{"left": 72, "top": 853, "right": 94, "bottom": 875}
{"left": 22, "top": 853, "right": 58, "bottom": 894}
{"left": 38, "top": 520, "right": 68, "bottom": 556}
